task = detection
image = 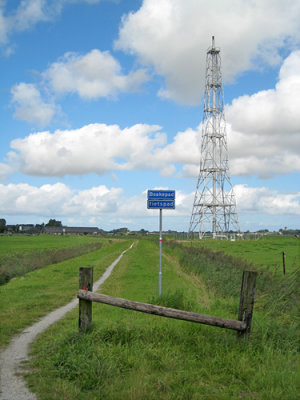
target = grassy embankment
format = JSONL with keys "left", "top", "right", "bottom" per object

{"left": 0, "top": 237, "right": 132, "bottom": 348}
{"left": 184, "top": 235, "right": 299, "bottom": 275}
{"left": 0, "top": 234, "right": 110, "bottom": 285}
{"left": 24, "top": 238, "right": 299, "bottom": 400}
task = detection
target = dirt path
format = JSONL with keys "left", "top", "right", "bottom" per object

{"left": 0, "top": 243, "right": 134, "bottom": 400}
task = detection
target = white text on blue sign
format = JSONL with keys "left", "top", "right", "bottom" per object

{"left": 147, "top": 190, "right": 175, "bottom": 200}
{"left": 147, "top": 200, "right": 175, "bottom": 209}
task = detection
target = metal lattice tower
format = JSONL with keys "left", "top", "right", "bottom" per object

{"left": 189, "top": 36, "right": 240, "bottom": 239}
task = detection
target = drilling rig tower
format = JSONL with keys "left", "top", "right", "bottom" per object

{"left": 189, "top": 36, "right": 240, "bottom": 239}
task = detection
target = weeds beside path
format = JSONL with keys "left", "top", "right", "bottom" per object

{"left": 1, "top": 238, "right": 297, "bottom": 400}
{"left": 0, "top": 239, "right": 131, "bottom": 348}
{"left": 20, "top": 240, "right": 298, "bottom": 400}
{"left": 24, "top": 239, "right": 299, "bottom": 400}
{"left": 0, "top": 242, "right": 134, "bottom": 400}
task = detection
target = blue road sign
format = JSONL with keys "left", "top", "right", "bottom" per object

{"left": 147, "top": 200, "right": 175, "bottom": 209}
{"left": 147, "top": 189, "right": 176, "bottom": 297}
{"left": 147, "top": 190, "right": 176, "bottom": 209}
{"left": 147, "top": 190, "right": 175, "bottom": 201}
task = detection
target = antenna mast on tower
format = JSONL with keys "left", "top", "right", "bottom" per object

{"left": 189, "top": 36, "right": 240, "bottom": 239}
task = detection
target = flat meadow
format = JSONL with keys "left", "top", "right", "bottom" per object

{"left": 184, "top": 235, "right": 299, "bottom": 275}
{"left": 8, "top": 235, "right": 296, "bottom": 400}
{"left": 0, "top": 234, "right": 108, "bottom": 285}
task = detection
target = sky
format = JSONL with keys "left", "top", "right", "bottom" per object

{"left": 0, "top": 0, "right": 300, "bottom": 232}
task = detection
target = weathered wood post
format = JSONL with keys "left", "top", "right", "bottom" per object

{"left": 282, "top": 251, "right": 286, "bottom": 275}
{"left": 237, "top": 270, "right": 257, "bottom": 338}
{"left": 79, "top": 267, "right": 93, "bottom": 332}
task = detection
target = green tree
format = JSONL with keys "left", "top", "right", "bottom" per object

{"left": 45, "top": 219, "right": 62, "bottom": 227}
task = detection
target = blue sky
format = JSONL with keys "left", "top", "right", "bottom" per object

{"left": 0, "top": 0, "right": 300, "bottom": 232}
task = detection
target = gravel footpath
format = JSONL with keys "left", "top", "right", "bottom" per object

{"left": 0, "top": 243, "right": 133, "bottom": 400}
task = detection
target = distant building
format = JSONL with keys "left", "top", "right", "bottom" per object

{"left": 44, "top": 226, "right": 100, "bottom": 235}
{"left": 19, "top": 224, "right": 35, "bottom": 232}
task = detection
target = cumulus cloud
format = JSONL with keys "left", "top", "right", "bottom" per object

{"left": 227, "top": 51, "right": 300, "bottom": 135}
{"left": 1, "top": 0, "right": 51, "bottom": 45}
{"left": 115, "top": 0, "right": 300, "bottom": 104}
{"left": 44, "top": 49, "right": 149, "bottom": 99}
{"left": 160, "top": 51, "right": 300, "bottom": 178}
{"left": 0, "top": 163, "right": 13, "bottom": 182}
{"left": 0, "top": 183, "right": 124, "bottom": 217}
{"left": 0, "top": 183, "right": 298, "bottom": 224}
{"left": 8, "top": 123, "right": 166, "bottom": 176}
{"left": 63, "top": 185, "right": 123, "bottom": 215}
{"left": 0, "top": 182, "right": 71, "bottom": 215}
{"left": 10, "top": 48, "right": 149, "bottom": 126}
{"left": 235, "top": 185, "right": 300, "bottom": 215}
{"left": 11, "top": 83, "right": 56, "bottom": 127}
{"left": 226, "top": 51, "right": 300, "bottom": 178}
{"left": 5, "top": 50, "right": 300, "bottom": 179}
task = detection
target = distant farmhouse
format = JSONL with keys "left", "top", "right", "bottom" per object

{"left": 44, "top": 226, "right": 100, "bottom": 235}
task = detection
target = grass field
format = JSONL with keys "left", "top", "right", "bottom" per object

{"left": 16, "top": 237, "right": 298, "bottom": 400}
{"left": 0, "top": 237, "right": 131, "bottom": 348}
{"left": 0, "top": 234, "right": 103, "bottom": 255}
{"left": 185, "top": 236, "right": 299, "bottom": 274}
{"left": 0, "top": 234, "right": 109, "bottom": 284}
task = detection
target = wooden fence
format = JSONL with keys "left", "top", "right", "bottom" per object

{"left": 77, "top": 267, "right": 257, "bottom": 338}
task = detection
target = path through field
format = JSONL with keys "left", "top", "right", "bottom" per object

{"left": 0, "top": 243, "right": 134, "bottom": 400}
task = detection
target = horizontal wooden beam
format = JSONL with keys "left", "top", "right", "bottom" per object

{"left": 77, "top": 290, "right": 246, "bottom": 332}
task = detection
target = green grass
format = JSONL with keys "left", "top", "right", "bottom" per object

{"left": 0, "top": 238, "right": 131, "bottom": 348}
{"left": 0, "top": 234, "right": 102, "bottom": 255}
{"left": 0, "top": 235, "right": 109, "bottom": 284}
{"left": 183, "top": 236, "right": 299, "bottom": 275}
{"left": 23, "top": 239, "right": 299, "bottom": 400}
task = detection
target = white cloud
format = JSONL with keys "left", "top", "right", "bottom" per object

{"left": 13, "top": 0, "right": 48, "bottom": 32}
{"left": 63, "top": 185, "right": 123, "bottom": 215}
{"left": 156, "top": 127, "right": 201, "bottom": 166}
{"left": 226, "top": 51, "right": 300, "bottom": 178}
{"left": 8, "top": 123, "right": 166, "bottom": 176}
{"left": 235, "top": 185, "right": 300, "bottom": 215}
{"left": 0, "top": 163, "right": 13, "bottom": 182}
{"left": 0, "top": 183, "right": 123, "bottom": 217}
{"left": 0, "top": 0, "right": 50, "bottom": 45}
{"left": 11, "top": 83, "right": 56, "bottom": 127}
{"left": 5, "top": 51, "right": 300, "bottom": 179}
{"left": 0, "top": 0, "right": 104, "bottom": 46}
{"left": 0, "top": 7, "right": 8, "bottom": 44}
{"left": 226, "top": 51, "right": 300, "bottom": 135}
{"left": 0, "top": 183, "right": 71, "bottom": 215}
{"left": 159, "top": 51, "right": 300, "bottom": 178}
{"left": 10, "top": 48, "right": 149, "bottom": 127}
{"left": 115, "top": 0, "right": 300, "bottom": 104}
{"left": 0, "top": 183, "right": 298, "bottom": 225}
{"left": 44, "top": 49, "right": 149, "bottom": 99}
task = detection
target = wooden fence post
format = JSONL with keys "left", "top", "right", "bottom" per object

{"left": 282, "top": 251, "right": 286, "bottom": 275}
{"left": 237, "top": 270, "right": 257, "bottom": 338}
{"left": 79, "top": 267, "right": 93, "bottom": 332}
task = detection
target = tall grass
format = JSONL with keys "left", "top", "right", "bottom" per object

{"left": 165, "top": 241, "right": 299, "bottom": 351}
{"left": 166, "top": 240, "right": 299, "bottom": 320}
{"left": 24, "top": 239, "right": 299, "bottom": 400}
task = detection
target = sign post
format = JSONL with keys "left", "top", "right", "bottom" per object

{"left": 159, "top": 208, "right": 162, "bottom": 296}
{"left": 147, "top": 189, "right": 175, "bottom": 296}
